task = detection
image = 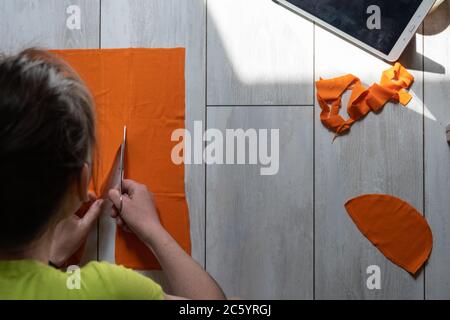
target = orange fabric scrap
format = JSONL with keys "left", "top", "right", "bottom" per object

{"left": 345, "top": 194, "right": 432, "bottom": 275}
{"left": 316, "top": 62, "right": 414, "bottom": 136}
{"left": 51, "top": 48, "right": 191, "bottom": 270}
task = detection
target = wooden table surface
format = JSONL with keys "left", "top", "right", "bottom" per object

{"left": 1, "top": 0, "right": 449, "bottom": 299}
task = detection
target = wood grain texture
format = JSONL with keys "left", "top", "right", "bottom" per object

{"left": 423, "top": 3, "right": 450, "bottom": 299}
{"left": 206, "top": 107, "right": 313, "bottom": 299}
{"left": 314, "top": 26, "right": 425, "bottom": 299}
{"left": 207, "top": 0, "right": 314, "bottom": 106}
{"left": 0, "top": 0, "right": 99, "bottom": 53}
{"left": 0, "top": 0, "right": 100, "bottom": 265}
{"left": 100, "top": 0, "right": 206, "bottom": 289}
{"left": 3, "top": 0, "right": 450, "bottom": 300}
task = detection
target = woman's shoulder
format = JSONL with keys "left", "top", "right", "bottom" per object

{"left": 78, "top": 261, "right": 164, "bottom": 300}
{"left": 81, "top": 260, "right": 127, "bottom": 274}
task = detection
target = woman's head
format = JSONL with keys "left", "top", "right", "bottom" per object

{"left": 0, "top": 49, "right": 95, "bottom": 253}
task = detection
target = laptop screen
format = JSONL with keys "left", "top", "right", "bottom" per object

{"left": 282, "top": 0, "right": 423, "bottom": 54}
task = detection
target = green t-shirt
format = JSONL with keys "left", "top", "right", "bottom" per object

{"left": 0, "top": 259, "right": 164, "bottom": 300}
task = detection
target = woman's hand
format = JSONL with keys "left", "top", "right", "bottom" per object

{"left": 49, "top": 196, "right": 103, "bottom": 267}
{"left": 109, "top": 179, "right": 226, "bottom": 300}
{"left": 108, "top": 179, "right": 162, "bottom": 241}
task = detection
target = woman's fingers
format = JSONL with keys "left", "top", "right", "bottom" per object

{"left": 80, "top": 199, "right": 103, "bottom": 230}
{"left": 108, "top": 189, "right": 129, "bottom": 210}
{"left": 108, "top": 189, "right": 132, "bottom": 232}
{"left": 87, "top": 191, "right": 97, "bottom": 202}
{"left": 108, "top": 188, "right": 131, "bottom": 213}
{"left": 110, "top": 205, "right": 119, "bottom": 218}
{"left": 108, "top": 189, "right": 121, "bottom": 208}
{"left": 120, "top": 179, "right": 141, "bottom": 197}
{"left": 116, "top": 216, "right": 131, "bottom": 232}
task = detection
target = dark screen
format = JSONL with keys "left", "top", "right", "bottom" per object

{"left": 283, "top": 0, "right": 423, "bottom": 54}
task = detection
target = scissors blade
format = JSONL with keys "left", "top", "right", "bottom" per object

{"left": 100, "top": 126, "right": 127, "bottom": 199}
{"left": 119, "top": 125, "right": 127, "bottom": 195}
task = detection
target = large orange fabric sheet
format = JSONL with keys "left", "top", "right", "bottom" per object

{"left": 345, "top": 194, "right": 432, "bottom": 275}
{"left": 316, "top": 62, "right": 414, "bottom": 138}
{"left": 51, "top": 48, "right": 191, "bottom": 270}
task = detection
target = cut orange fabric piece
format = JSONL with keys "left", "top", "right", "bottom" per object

{"left": 51, "top": 48, "right": 191, "bottom": 270}
{"left": 316, "top": 62, "right": 414, "bottom": 137}
{"left": 345, "top": 194, "right": 432, "bottom": 275}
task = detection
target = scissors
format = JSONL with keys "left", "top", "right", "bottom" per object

{"left": 118, "top": 125, "right": 127, "bottom": 213}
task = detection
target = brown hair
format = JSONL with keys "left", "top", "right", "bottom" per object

{"left": 0, "top": 49, "right": 95, "bottom": 253}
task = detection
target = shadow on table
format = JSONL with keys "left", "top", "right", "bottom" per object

{"left": 399, "top": 34, "right": 446, "bottom": 74}
{"left": 403, "top": 2, "right": 450, "bottom": 74}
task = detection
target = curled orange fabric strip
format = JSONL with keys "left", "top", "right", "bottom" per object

{"left": 316, "top": 62, "right": 414, "bottom": 136}
{"left": 345, "top": 194, "right": 432, "bottom": 275}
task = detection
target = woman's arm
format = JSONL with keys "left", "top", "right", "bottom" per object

{"left": 143, "top": 223, "right": 225, "bottom": 300}
{"left": 108, "top": 180, "right": 226, "bottom": 300}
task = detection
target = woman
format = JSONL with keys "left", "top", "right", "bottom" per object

{"left": 0, "top": 49, "right": 225, "bottom": 300}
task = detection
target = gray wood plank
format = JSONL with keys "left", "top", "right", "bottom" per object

{"left": 206, "top": 106, "right": 313, "bottom": 299}
{"left": 100, "top": 0, "right": 206, "bottom": 289}
{"left": 423, "top": 3, "right": 450, "bottom": 299}
{"left": 314, "top": 27, "right": 425, "bottom": 299}
{"left": 0, "top": 0, "right": 100, "bottom": 265}
{"left": 207, "top": 0, "right": 314, "bottom": 106}
{"left": 0, "top": 0, "right": 99, "bottom": 53}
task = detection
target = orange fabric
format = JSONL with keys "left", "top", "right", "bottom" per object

{"left": 345, "top": 194, "right": 432, "bottom": 275}
{"left": 51, "top": 48, "right": 191, "bottom": 270}
{"left": 316, "top": 62, "right": 414, "bottom": 137}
